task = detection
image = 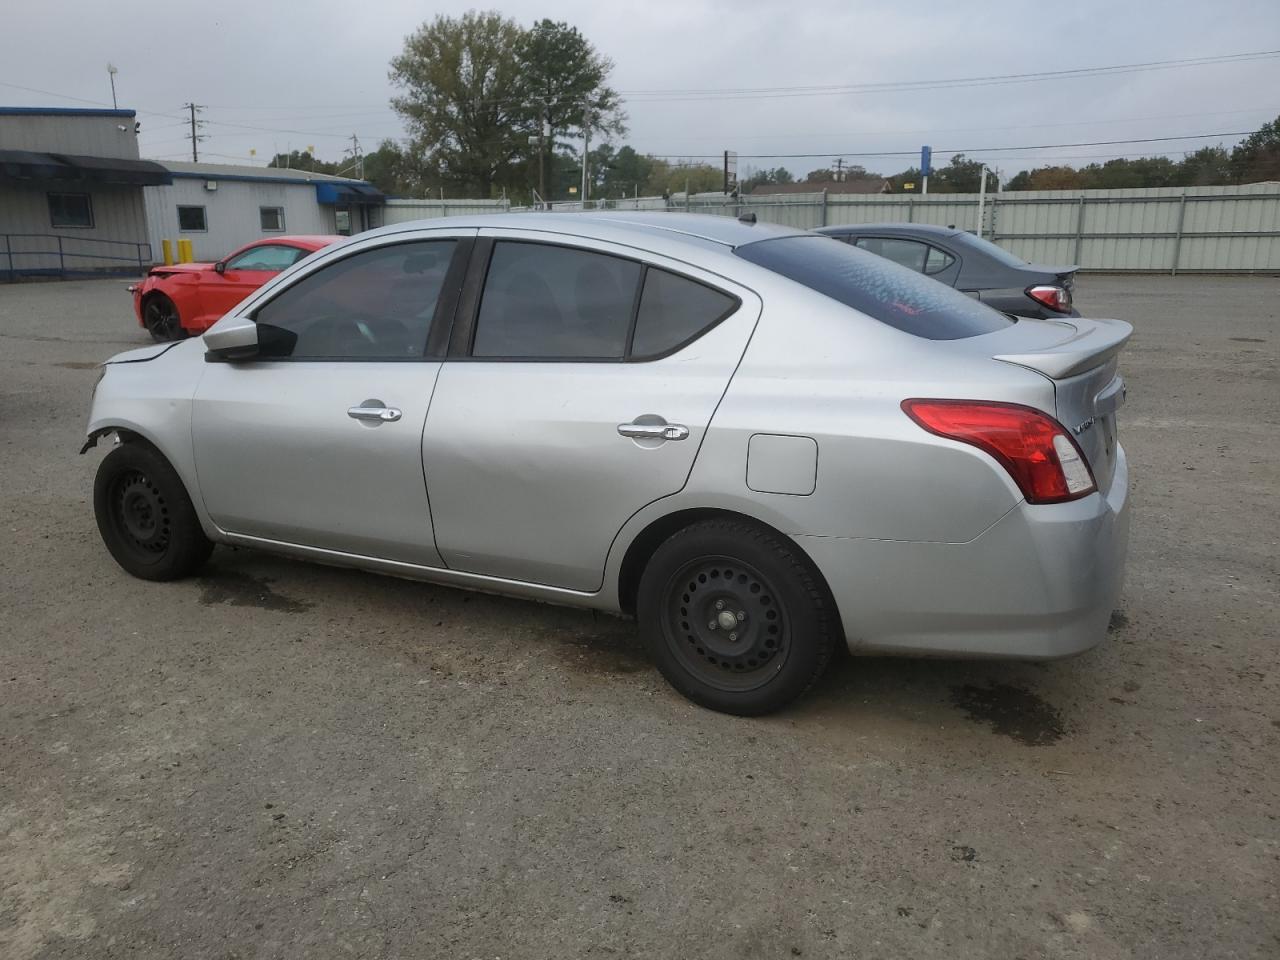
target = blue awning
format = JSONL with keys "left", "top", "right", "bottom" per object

{"left": 315, "top": 181, "right": 385, "bottom": 205}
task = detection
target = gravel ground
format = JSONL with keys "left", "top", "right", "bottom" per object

{"left": 1, "top": 274, "right": 1277, "bottom": 960}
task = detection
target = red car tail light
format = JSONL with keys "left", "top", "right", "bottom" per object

{"left": 1026, "top": 284, "right": 1072, "bottom": 312}
{"left": 901, "top": 399, "right": 1096, "bottom": 504}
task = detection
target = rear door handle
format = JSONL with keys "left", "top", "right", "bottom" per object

{"left": 618, "top": 420, "right": 689, "bottom": 441}
{"left": 348, "top": 400, "right": 402, "bottom": 423}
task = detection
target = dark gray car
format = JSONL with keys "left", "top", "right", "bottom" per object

{"left": 815, "top": 222, "right": 1079, "bottom": 319}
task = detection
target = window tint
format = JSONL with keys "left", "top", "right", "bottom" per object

{"left": 473, "top": 242, "right": 641, "bottom": 358}
{"left": 735, "top": 235, "right": 1012, "bottom": 340}
{"left": 253, "top": 240, "right": 457, "bottom": 359}
{"left": 855, "top": 237, "right": 929, "bottom": 273}
{"left": 177, "top": 205, "right": 207, "bottom": 232}
{"left": 48, "top": 193, "right": 93, "bottom": 228}
{"left": 227, "top": 244, "right": 302, "bottom": 272}
{"left": 924, "top": 246, "right": 955, "bottom": 275}
{"left": 260, "top": 206, "right": 285, "bottom": 231}
{"left": 631, "top": 268, "right": 736, "bottom": 358}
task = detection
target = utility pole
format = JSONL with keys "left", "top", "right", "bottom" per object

{"left": 833, "top": 157, "right": 845, "bottom": 182}
{"left": 976, "top": 164, "right": 989, "bottom": 238}
{"left": 107, "top": 64, "right": 118, "bottom": 110}
{"left": 538, "top": 105, "right": 549, "bottom": 205}
{"left": 580, "top": 102, "right": 591, "bottom": 208}
{"left": 347, "top": 134, "right": 364, "bottom": 179}
{"left": 184, "top": 103, "right": 206, "bottom": 162}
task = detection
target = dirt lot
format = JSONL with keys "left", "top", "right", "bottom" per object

{"left": 1, "top": 274, "right": 1277, "bottom": 959}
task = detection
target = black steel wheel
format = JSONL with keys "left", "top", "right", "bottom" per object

{"left": 93, "top": 442, "right": 212, "bottom": 580}
{"left": 143, "top": 294, "right": 186, "bottom": 342}
{"left": 638, "top": 518, "right": 838, "bottom": 715}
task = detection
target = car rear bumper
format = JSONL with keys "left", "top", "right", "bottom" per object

{"left": 797, "top": 444, "right": 1130, "bottom": 659}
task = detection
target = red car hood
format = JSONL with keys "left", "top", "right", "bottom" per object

{"left": 147, "top": 262, "right": 216, "bottom": 276}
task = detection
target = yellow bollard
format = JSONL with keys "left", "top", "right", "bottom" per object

{"left": 161, "top": 239, "right": 174, "bottom": 266}
{"left": 178, "top": 239, "right": 193, "bottom": 263}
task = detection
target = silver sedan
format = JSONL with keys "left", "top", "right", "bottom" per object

{"left": 84, "top": 213, "right": 1131, "bottom": 715}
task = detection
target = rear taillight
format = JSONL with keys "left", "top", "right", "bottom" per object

{"left": 901, "top": 399, "right": 1096, "bottom": 504}
{"left": 1026, "top": 284, "right": 1071, "bottom": 312}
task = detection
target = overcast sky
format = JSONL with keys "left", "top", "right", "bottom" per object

{"left": 3, "top": 0, "right": 1278, "bottom": 180}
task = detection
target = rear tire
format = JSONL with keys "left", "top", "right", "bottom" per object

{"left": 143, "top": 294, "right": 187, "bottom": 342}
{"left": 637, "top": 519, "right": 837, "bottom": 716}
{"left": 93, "top": 442, "right": 213, "bottom": 581}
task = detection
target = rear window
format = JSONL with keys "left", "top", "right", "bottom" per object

{"left": 735, "top": 235, "right": 1013, "bottom": 340}
{"left": 954, "top": 232, "right": 1030, "bottom": 268}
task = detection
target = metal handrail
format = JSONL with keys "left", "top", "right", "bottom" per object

{"left": 2, "top": 232, "right": 152, "bottom": 282}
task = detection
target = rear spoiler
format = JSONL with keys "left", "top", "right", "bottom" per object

{"left": 994, "top": 318, "right": 1132, "bottom": 379}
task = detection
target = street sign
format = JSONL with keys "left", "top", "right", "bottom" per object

{"left": 903, "top": 182, "right": 916, "bottom": 191}
{"left": 920, "top": 145, "right": 932, "bottom": 178}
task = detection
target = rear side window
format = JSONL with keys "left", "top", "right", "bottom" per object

{"left": 735, "top": 235, "right": 1012, "bottom": 340}
{"left": 253, "top": 240, "right": 457, "bottom": 359}
{"left": 855, "top": 237, "right": 930, "bottom": 273}
{"left": 630, "top": 268, "right": 737, "bottom": 358}
{"left": 473, "top": 242, "right": 641, "bottom": 359}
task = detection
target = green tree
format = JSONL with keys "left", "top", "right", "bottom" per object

{"left": 1230, "top": 115, "right": 1280, "bottom": 183}
{"left": 267, "top": 150, "right": 340, "bottom": 175}
{"left": 519, "top": 19, "right": 625, "bottom": 199}
{"left": 389, "top": 11, "right": 531, "bottom": 197}
{"left": 361, "top": 139, "right": 425, "bottom": 196}
{"left": 1175, "top": 146, "right": 1232, "bottom": 186}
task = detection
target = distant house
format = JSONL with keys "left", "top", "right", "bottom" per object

{"left": 750, "top": 179, "right": 892, "bottom": 196}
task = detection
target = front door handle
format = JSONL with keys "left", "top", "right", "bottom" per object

{"left": 348, "top": 399, "right": 402, "bottom": 423}
{"left": 618, "top": 420, "right": 690, "bottom": 441}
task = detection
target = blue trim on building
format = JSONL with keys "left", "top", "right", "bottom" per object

{"left": 0, "top": 106, "right": 137, "bottom": 118}
{"left": 167, "top": 170, "right": 370, "bottom": 187}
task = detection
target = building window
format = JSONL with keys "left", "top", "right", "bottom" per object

{"left": 177, "top": 206, "right": 207, "bottom": 232}
{"left": 48, "top": 193, "right": 93, "bottom": 229}
{"left": 260, "top": 206, "right": 285, "bottom": 232}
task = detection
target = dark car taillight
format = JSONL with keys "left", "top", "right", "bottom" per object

{"left": 901, "top": 399, "right": 1096, "bottom": 504}
{"left": 1026, "top": 284, "right": 1072, "bottom": 312}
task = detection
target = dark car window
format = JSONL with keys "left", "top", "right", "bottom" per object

{"left": 226, "top": 244, "right": 303, "bottom": 272}
{"left": 253, "top": 240, "right": 457, "bottom": 359}
{"left": 630, "top": 268, "right": 737, "bottom": 359}
{"left": 954, "top": 232, "right": 1030, "bottom": 267}
{"left": 855, "top": 237, "right": 930, "bottom": 273}
{"left": 735, "top": 235, "right": 1013, "bottom": 340}
{"left": 473, "top": 242, "right": 641, "bottom": 359}
{"left": 924, "top": 246, "right": 956, "bottom": 275}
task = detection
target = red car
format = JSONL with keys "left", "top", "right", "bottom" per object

{"left": 130, "top": 235, "right": 341, "bottom": 341}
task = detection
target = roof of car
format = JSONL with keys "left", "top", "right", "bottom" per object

{"left": 815, "top": 222, "right": 965, "bottom": 239}
{"left": 372, "top": 211, "right": 807, "bottom": 250}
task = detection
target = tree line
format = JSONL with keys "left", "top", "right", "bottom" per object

{"left": 273, "top": 11, "right": 1280, "bottom": 200}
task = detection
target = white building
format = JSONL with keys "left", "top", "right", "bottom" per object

{"left": 0, "top": 106, "right": 171, "bottom": 277}
{"left": 143, "top": 161, "right": 386, "bottom": 263}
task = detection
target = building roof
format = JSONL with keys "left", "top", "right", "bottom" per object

{"left": 160, "top": 160, "right": 371, "bottom": 186}
{"left": 750, "top": 179, "right": 890, "bottom": 196}
{"left": 0, "top": 106, "right": 136, "bottom": 118}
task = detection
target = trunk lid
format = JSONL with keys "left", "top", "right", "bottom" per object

{"left": 973, "top": 316, "right": 1131, "bottom": 493}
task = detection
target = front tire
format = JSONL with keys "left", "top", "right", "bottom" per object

{"left": 93, "top": 442, "right": 213, "bottom": 581}
{"left": 142, "top": 294, "right": 187, "bottom": 342}
{"left": 637, "top": 519, "right": 838, "bottom": 716}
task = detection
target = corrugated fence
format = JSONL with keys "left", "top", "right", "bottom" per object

{"left": 386, "top": 183, "right": 1280, "bottom": 274}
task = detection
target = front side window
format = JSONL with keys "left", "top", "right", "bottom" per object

{"left": 260, "top": 206, "right": 285, "bottom": 232}
{"left": 473, "top": 242, "right": 641, "bottom": 359}
{"left": 177, "top": 206, "right": 207, "bottom": 232}
{"left": 253, "top": 240, "right": 457, "bottom": 360}
{"left": 226, "top": 244, "right": 303, "bottom": 272}
{"left": 48, "top": 193, "right": 93, "bottom": 228}
{"left": 630, "top": 268, "right": 737, "bottom": 358}
{"left": 735, "top": 235, "right": 1012, "bottom": 341}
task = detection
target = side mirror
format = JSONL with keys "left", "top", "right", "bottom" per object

{"left": 214, "top": 260, "right": 226, "bottom": 274}
{"left": 203, "top": 319, "right": 259, "bottom": 362}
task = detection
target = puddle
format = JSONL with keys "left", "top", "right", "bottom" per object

{"left": 198, "top": 570, "right": 311, "bottom": 613}
{"left": 1229, "top": 337, "right": 1266, "bottom": 343}
{"left": 950, "top": 683, "right": 1067, "bottom": 746}
{"left": 52, "top": 361, "right": 100, "bottom": 370}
